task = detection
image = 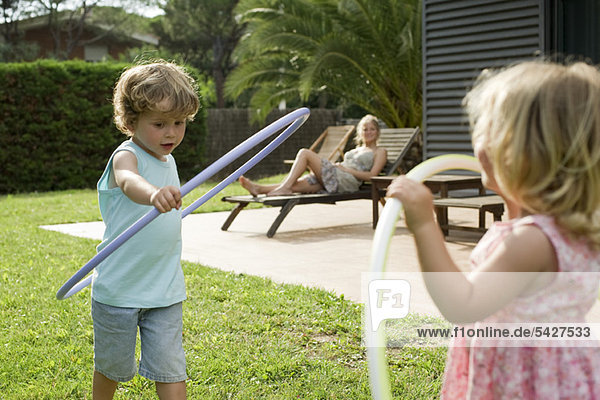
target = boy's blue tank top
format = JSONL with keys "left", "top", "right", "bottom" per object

{"left": 92, "top": 139, "right": 186, "bottom": 308}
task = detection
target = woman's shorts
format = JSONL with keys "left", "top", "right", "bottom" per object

{"left": 306, "top": 158, "right": 362, "bottom": 193}
{"left": 92, "top": 299, "right": 187, "bottom": 383}
{"left": 306, "top": 158, "right": 338, "bottom": 193}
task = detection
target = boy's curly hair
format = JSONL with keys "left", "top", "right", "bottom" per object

{"left": 113, "top": 61, "right": 200, "bottom": 136}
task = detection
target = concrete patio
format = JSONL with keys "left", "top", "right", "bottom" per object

{"left": 43, "top": 199, "right": 493, "bottom": 317}
{"left": 41, "top": 197, "right": 600, "bottom": 322}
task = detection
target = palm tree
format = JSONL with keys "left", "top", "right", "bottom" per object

{"left": 226, "top": 0, "right": 421, "bottom": 128}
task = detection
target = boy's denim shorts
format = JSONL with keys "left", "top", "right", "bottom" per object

{"left": 92, "top": 299, "right": 187, "bottom": 383}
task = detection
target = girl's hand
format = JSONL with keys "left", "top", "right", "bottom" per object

{"left": 386, "top": 176, "right": 435, "bottom": 233}
{"left": 150, "top": 185, "right": 182, "bottom": 213}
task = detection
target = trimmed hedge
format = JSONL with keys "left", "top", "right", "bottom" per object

{"left": 0, "top": 60, "right": 207, "bottom": 194}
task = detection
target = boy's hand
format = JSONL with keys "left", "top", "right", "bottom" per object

{"left": 386, "top": 176, "right": 435, "bottom": 234}
{"left": 150, "top": 186, "right": 182, "bottom": 213}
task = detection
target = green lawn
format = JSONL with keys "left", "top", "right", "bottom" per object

{"left": 0, "top": 179, "right": 445, "bottom": 399}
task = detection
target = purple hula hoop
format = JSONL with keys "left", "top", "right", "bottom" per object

{"left": 56, "top": 107, "right": 310, "bottom": 300}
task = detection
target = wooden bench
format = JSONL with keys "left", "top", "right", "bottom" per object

{"left": 433, "top": 195, "right": 505, "bottom": 235}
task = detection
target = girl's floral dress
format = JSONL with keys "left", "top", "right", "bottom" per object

{"left": 442, "top": 215, "right": 600, "bottom": 399}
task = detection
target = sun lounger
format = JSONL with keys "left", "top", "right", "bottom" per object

{"left": 284, "top": 125, "right": 356, "bottom": 164}
{"left": 221, "top": 127, "right": 421, "bottom": 237}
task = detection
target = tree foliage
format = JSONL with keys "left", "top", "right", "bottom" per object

{"left": 1, "top": 0, "right": 40, "bottom": 61}
{"left": 155, "top": 0, "right": 245, "bottom": 108}
{"left": 1, "top": 0, "right": 26, "bottom": 42}
{"left": 1, "top": 0, "right": 156, "bottom": 60}
{"left": 227, "top": 0, "right": 421, "bottom": 128}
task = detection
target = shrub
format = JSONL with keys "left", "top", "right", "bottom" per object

{"left": 0, "top": 60, "right": 207, "bottom": 194}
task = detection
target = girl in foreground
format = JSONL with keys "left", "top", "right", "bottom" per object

{"left": 388, "top": 60, "right": 600, "bottom": 399}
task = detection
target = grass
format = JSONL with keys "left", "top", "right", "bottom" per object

{"left": 0, "top": 178, "right": 446, "bottom": 399}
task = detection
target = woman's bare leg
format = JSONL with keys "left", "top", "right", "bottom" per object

{"left": 268, "top": 149, "right": 323, "bottom": 196}
{"left": 239, "top": 176, "right": 278, "bottom": 196}
{"left": 239, "top": 149, "right": 325, "bottom": 196}
{"left": 287, "top": 176, "right": 323, "bottom": 194}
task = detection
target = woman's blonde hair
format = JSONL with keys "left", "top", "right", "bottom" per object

{"left": 355, "top": 114, "right": 380, "bottom": 146}
{"left": 113, "top": 60, "right": 200, "bottom": 136}
{"left": 464, "top": 60, "right": 600, "bottom": 246}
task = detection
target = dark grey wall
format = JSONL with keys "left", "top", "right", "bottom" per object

{"left": 422, "top": 0, "right": 544, "bottom": 159}
{"left": 548, "top": 0, "right": 600, "bottom": 64}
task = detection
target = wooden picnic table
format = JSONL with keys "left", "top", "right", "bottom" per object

{"left": 370, "top": 174, "right": 500, "bottom": 235}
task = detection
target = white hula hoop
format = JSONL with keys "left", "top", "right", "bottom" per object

{"left": 365, "top": 154, "right": 482, "bottom": 400}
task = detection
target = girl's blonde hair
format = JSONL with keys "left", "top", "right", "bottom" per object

{"left": 113, "top": 61, "right": 200, "bottom": 136}
{"left": 464, "top": 60, "right": 600, "bottom": 246}
{"left": 355, "top": 114, "right": 380, "bottom": 146}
